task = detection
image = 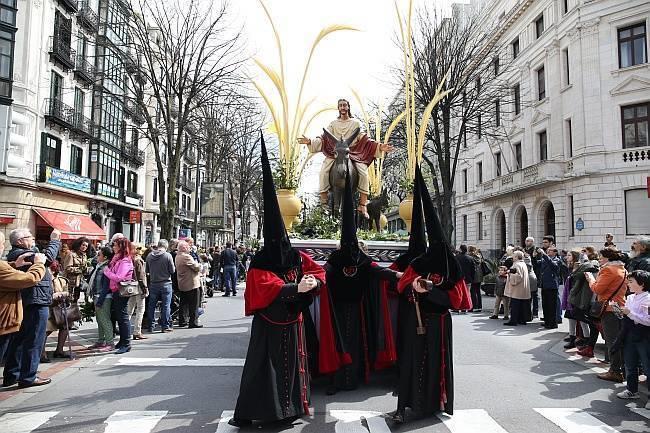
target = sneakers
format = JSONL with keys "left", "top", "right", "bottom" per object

{"left": 597, "top": 371, "right": 625, "bottom": 383}
{"left": 577, "top": 346, "right": 594, "bottom": 358}
{"left": 616, "top": 390, "right": 639, "bottom": 399}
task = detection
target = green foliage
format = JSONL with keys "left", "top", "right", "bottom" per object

{"left": 80, "top": 300, "right": 95, "bottom": 322}
{"left": 273, "top": 159, "right": 300, "bottom": 190}
{"left": 481, "top": 258, "right": 499, "bottom": 284}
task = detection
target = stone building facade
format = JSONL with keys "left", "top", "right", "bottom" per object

{"left": 454, "top": 0, "right": 650, "bottom": 256}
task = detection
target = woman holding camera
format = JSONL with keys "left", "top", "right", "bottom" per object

{"left": 504, "top": 251, "right": 530, "bottom": 326}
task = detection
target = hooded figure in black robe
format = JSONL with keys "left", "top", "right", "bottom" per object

{"left": 230, "top": 133, "right": 326, "bottom": 427}
{"left": 322, "top": 168, "right": 401, "bottom": 395}
{"left": 392, "top": 165, "right": 472, "bottom": 423}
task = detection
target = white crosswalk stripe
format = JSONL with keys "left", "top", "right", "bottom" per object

{"left": 438, "top": 409, "right": 509, "bottom": 433}
{"left": 0, "top": 407, "right": 642, "bottom": 433}
{"left": 534, "top": 408, "right": 621, "bottom": 433}
{"left": 104, "top": 411, "right": 168, "bottom": 433}
{"left": 0, "top": 411, "right": 58, "bottom": 433}
{"left": 114, "top": 357, "right": 246, "bottom": 367}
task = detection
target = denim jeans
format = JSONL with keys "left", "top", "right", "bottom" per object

{"left": 3, "top": 304, "right": 49, "bottom": 384}
{"left": 148, "top": 282, "right": 173, "bottom": 330}
{"left": 223, "top": 266, "right": 237, "bottom": 294}
{"left": 531, "top": 290, "right": 539, "bottom": 316}
{"left": 112, "top": 294, "right": 131, "bottom": 348}
{"left": 623, "top": 335, "right": 650, "bottom": 393}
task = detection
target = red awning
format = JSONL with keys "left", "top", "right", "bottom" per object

{"left": 34, "top": 209, "right": 106, "bottom": 241}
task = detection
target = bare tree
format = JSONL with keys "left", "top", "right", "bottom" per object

{"left": 123, "top": 0, "right": 246, "bottom": 239}
{"left": 386, "top": 6, "right": 523, "bottom": 243}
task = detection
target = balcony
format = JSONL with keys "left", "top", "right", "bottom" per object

{"left": 180, "top": 175, "right": 195, "bottom": 192}
{"left": 121, "top": 189, "right": 144, "bottom": 208}
{"left": 474, "top": 160, "right": 566, "bottom": 200}
{"left": 74, "top": 54, "right": 96, "bottom": 85}
{"left": 123, "top": 98, "right": 136, "bottom": 118}
{"left": 44, "top": 98, "right": 75, "bottom": 130}
{"left": 120, "top": 141, "right": 145, "bottom": 167}
{"left": 70, "top": 112, "right": 95, "bottom": 140}
{"left": 176, "top": 207, "right": 196, "bottom": 221}
{"left": 77, "top": 1, "right": 99, "bottom": 33}
{"left": 49, "top": 37, "right": 76, "bottom": 71}
{"left": 58, "top": 0, "right": 78, "bottom": 13}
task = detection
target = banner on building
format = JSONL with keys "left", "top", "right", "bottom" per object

{"left": 44, "top": 166, "right": 92, "bottom": 193}
{"left": 201, "top": 182, "right": 225, "bottom": 228}
{"left": 129, "top": 211, "right": 142, "bottom": 224}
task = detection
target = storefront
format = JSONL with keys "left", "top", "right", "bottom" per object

{"left": 33, "top": 209, "right": 106, "bottom": 245}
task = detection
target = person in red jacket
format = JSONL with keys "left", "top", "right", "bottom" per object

{"left": 391, "top": 165, "right": 472, "bottom": 423}
{"left": 230, "top": 134, "right": 325, "bottom": 428}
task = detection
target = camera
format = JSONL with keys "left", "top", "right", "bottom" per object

{"left": 509, "top": 268, "right": 517, "bottom": 274}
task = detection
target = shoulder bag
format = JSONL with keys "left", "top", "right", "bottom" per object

{"left": 589, "top": 271, "right": 627, "bottom": 320}
{"left": 119, "top": 280, "right": 141, "bottom": 297}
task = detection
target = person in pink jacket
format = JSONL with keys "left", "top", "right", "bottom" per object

{"left": 104, "top": 237, "right": 134, "bottom": 354}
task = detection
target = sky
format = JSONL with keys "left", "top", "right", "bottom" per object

{"left": 231, "top": 0, "right": 462, "bottom": 197}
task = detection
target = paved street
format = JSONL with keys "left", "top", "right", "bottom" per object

{"left": 1, "top": 289, "right": 649, "bottom": 433}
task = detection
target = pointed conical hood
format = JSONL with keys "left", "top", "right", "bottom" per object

{"left": 249, "top": 132, "right": 300, "bottom": 273}
{"left": 410, "top": 165, "right": 462, "bottom": 284}
{"left": 327, "top": 165, "right": 370, "bottom": 268}
{"left": 394, "top": 165, "right": 427, "bottom": 270}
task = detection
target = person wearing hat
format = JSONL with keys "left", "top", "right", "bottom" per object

{"left": 391, "top": 165, "right": 472, "bottom": 423}
{"left": 319, "top": 168, "right": 402, "bottom": 396}
{"left": 230, "top": 134, "right": 326, "bottom": 428}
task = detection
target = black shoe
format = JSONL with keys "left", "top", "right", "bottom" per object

{"left": 177, "top": 323, "right": 187, "bottom": 327}
{"left": 489, "top": 315, "right": 498, "bottom": 319}
{"left": 326, "top": 384, "right": 338, "bottom": 395}
{"left": 52, "top": 351, "right": 72, "bottom": 359}
{"left": 543, "top": 324, "right": 558, "bottom": 329}
{"left": 232, "top": 292, "right": 237, "bottom": 296}
{"left": 188, "top": 324, "right": 203, "bottom": 329}
{"left": 2, "top": 379, "right": 17, "bottom": 387}
{"left": 222, "top": 293, "right": 230, "bottom": 297}
{"left": 564, "top": 340, "right": 577, "bottom": 349}
{"left": 228, "top": 418, "right": 252, "bottom": 427}
{"left": 40, "top": 356, "right": 51, "bottom": 364}
{"left": 503, "top": 322, "right": 518, "bottom": 326}
{"left": 564, "top": 335, "right": 573, "bottom": 342}
{"left": 391, "top": 409, "right": 405, "bottom": 424}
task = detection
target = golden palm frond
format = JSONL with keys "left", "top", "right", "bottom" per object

{"left": 384, "top": 110, "right": 406, "bottom": 145}
{"left": 417, "top": 72, "right": 452, "bottom": 160}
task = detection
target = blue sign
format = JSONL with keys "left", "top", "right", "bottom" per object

{"left": 179, "top": 228, "right": 192, "bottom": 240}
{"left": 576, "top": 218, "right": 584, "bottom": 231}
{"left": 45, "top": 166, "right": 92, "bottom": 193}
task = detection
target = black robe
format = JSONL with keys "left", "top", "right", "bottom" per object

{"left": 233, "top": 253, "right": 325, "bottom": 424}
{"left": 395, "top": 266, "right": 471, "bottom": 417}
{"left": 324, "top": 262, "right": 398, "bottom": 391}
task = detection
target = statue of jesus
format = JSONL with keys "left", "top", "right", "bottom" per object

{"left": 298, "top": 99, "right": 394, "bottom": 218}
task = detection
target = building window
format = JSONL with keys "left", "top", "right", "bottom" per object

{"left": 568, "top": 195, "right": 575, "bottom": 237}
{"left": 152, "top": 177, "right": 158, "bottom": 203}
{"left": 477, "top": 161, "right": 483, "bottom": 184}
{"left": 513, "top": 84, "right": 521, "bottom": 115}
{"left": 512, "top": 38, "right": 520, "bottom": 59}
{"left": 92, "top": 144, "right": 120, "bottom": 199}
{"left": 563, "top": 0, "right": 570, "bottom": 15}
{"left": 119, "top": 166, "right": 125, "bottom": 189}
{"left": 477, "top": 212, "right": 483, "bottom": 240}
{"left": 493, "top": 56, "right": 499, "bottom": 76}
{"left": 462, "top": 215, "right": 467, "bottom": 241}
{"left": 495, "top": 99, "right": 501, "bottom": 127}
{"left": 70, "top": 145, "right": 83, "bottom": 175}
{"left": 514, "top": 142, "right": 522, "bottom": 169}
{"left": 74, "top": 87, "right": 84, "bottom": 113}
{"left": 495, "top": 151, "right": 502, "bottom": 177}
{"left": 127, "top": 171, "right": 138, "bottom": 193}
{"left": 618, "top": 23, "right": 647, "bottom": 69}
{"left": 462, "top": 169, "right": 468, "bottom": 193}
{"left": 539, "top": 130, "right": 548, "bottom": 161}
{"left": 0, "top": 0, "right": 17, "bottom": 101}
{"left": 50, "top": 71, "right": 63, "bottom": 101}
{"left": 625, "top": 189, "right": 650, "bottom": 235}
{"left": 622, "top": 102, "right": 649, "bottom": 148}
{"left": 562, "top": 48, "right": 570, "bottom": 86}
{"left": 41, "top": 133, "right": 61, "bottom": 167}
{"left": 565, "top": 119, "right": 573, "bottom": 157}
{"left": 537, "top": 66, "right": 545, "bottom": 100}
{"left": 535, "top": 14, "right": 544, "bottom": 39}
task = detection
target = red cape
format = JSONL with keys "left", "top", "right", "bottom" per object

{"left": 321, "top": 132, "right": 379, "bottom": 166}
{"left": 397, "top": 265, "right": 473, "bottom": 311}
{"left": 244, "top": 251, "right": 326, "bottom": 316}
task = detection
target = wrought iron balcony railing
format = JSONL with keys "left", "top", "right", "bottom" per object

{"left": 58, "top": 0, "right": 78, "bottom": 13}
{"left": 120, "top": 141, "right": 145, "bottom": 166}
{"left": 49, "top": 36, "right": 76, "bottom": 71}
{"left": 77, "top": 1, "right": 99, "bottom": 33}
{"left": 44, "top": 98, "right": 75, "bottom": 130}
{"left": 74, "top": 54, "right": 96, "bottom": 85}
{"left": 71, "top": 112, "right": 95, "bottom": 140}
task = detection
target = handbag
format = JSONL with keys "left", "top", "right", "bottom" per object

{"left": 52, "top": 300, "right": 82, "bottom": 328}
{"left": 118, "top": 280, "right": 141, "bottom": 297}
{"left": 480, "top": 260, "right": 491, "bottom": 276}
{"left": 589, "top": 271, "right": 627, "bottom": 320}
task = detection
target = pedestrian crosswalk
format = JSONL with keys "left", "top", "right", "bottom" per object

{"left": 0, "top": 406, "right": 645, "bottom": 433}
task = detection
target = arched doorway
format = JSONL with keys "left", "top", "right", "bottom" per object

{"left": 539, "top": 201, "right": 556, "bottom": 239}
{"left": 495, "top": 209, "right": 506, "bottom": 254}
{"left": 513, "top": 205, "right": 529, "bottom": 247}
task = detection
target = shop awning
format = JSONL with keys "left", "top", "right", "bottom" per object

{"left": 34, "top": 210, "right": 106, "bottom": 240}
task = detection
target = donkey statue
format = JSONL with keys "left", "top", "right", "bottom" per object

{"left": 324, "top": 127, "right": 360, "bottom": 216}
{"left": 366, "top": 189, "right": 389, "bottom": 231}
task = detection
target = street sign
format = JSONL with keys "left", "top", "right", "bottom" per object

{"left": 576, "top": 218, "right": 584, "bottom": 231}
